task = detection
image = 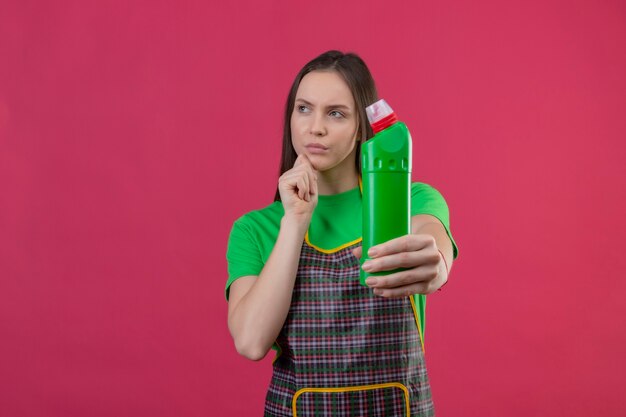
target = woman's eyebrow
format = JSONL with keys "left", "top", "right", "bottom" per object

{"left": 295, "top": 98, "right": 352, "bottom": 111}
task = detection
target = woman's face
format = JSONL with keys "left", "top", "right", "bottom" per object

{"left": 290, "top": 70, "right": 359, "bottom": 173}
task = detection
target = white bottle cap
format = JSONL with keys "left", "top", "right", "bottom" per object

{"left": 366, "top": 99, "right": 395, "bottom": 125}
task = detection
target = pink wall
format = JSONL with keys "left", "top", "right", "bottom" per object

{"left": 1, "top": 0, "right": 625, "bottom": 415}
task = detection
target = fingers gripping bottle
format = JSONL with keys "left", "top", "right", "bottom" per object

{"left": 360, "top": 99, "right": 412, "bottom": 286}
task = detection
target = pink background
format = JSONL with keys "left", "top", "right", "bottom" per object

{"left": 1, "top": 0, "right": 625, "bottom": 415}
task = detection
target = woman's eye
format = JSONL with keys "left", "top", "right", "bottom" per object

{"left": 297, "top": 105, "right": 309, "bottom": 113}
{"left": 329, "top": 110, "right": 344, "bottom": 118}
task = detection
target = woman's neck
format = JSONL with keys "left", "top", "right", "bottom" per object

{"left": 317, "top": 167, "right": 359, "bottom": 195}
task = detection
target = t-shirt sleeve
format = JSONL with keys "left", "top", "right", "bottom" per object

{"left": 225, "top": 218, "right": 263, "bottom": 300}
{"left": 411, "top": 182, "right": 459, "bottom": 260}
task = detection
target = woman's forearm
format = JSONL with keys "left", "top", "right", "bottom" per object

{"left": 228, "top": 215, "right": 309, "bottom": 360}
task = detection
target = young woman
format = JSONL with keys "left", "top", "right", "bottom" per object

{"left": 226, "top": 50, "right": 459, "bottom": 417}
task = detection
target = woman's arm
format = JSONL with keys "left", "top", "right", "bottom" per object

{"left": 227, "top": 154, "right": 318, "bottom": 361}
{"left": 227, "top": 215, "right": 308, "bottom": 361}
{"left": 411, "top": 213, "right": 455, "bottom": 282}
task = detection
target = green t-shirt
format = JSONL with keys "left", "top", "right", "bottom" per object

{"left": 225, "top": 182, "right": 459, "bottom": 338}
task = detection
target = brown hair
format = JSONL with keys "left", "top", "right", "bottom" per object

{"left": 273, "top": 50, "right": 379, "bottom": 201}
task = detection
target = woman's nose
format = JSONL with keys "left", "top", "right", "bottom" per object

{"left": 309, "top": 113, "right": 327, "bottom": 136}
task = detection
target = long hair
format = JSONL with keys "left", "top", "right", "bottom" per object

{"left": 273, "top": 50, "right": 379, "bottom": 201}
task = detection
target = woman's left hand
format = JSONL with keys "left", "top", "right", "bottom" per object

{"left": 352, "top": 234, "right": 447, "bottom": 298}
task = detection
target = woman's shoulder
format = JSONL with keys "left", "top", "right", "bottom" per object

{"left": 228, "top": 201, "right": 284, "bottom": 269}
{"left": 411, "top": 181, "right": 448, "bottom": 201}
{"left": 410, "top": 181, "right": 450, "bottom": 216}
{"left": 411, "top": 181, "right": 442, "bottom": 193}
{"left": 232, "top": 200, "right": 284, "bottom": 233}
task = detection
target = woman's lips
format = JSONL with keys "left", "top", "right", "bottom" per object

{"left": 306, "top": 143, "right": 328, "bottom": 154}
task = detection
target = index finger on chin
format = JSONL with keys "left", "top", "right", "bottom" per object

{"left": 294, "top": 153, "right": 308, "bottom": 166}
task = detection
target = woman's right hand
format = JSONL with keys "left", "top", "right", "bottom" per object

{"left": 278, "top": 154, "right": 319, "bottom": 220}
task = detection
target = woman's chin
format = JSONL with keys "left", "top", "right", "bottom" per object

{"left": 305, "top": 152, "right": 324, "bottom": 171}
{"left": 304, "top": 154, "right": 325, "bottom": 171}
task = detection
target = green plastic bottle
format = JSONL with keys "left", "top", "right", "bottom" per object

{"left": 360, "top": 99, "right": 412, "bottom": 286}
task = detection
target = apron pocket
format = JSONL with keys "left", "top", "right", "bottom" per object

{"left": 292, "top": 382, "right": 410, "bottom": 417}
